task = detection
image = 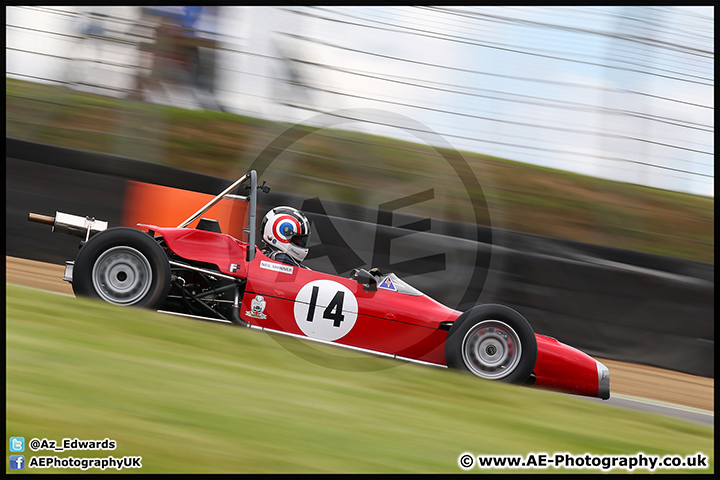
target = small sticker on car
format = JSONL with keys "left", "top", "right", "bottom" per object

{"left": 246, "top": 295, "right": 267, "bottom": 319}
{"left": 260, "top": 260, "right": 294, "bottom": 274}
{"left": 378, "top": 276, "right": 397, "bottom": 292}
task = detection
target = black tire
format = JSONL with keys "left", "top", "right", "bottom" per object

{"left": 72, "top": 227, "right": 171, "bottom": 310}
{"left": 445, "top": 304, "right": 537, "bottom": 384}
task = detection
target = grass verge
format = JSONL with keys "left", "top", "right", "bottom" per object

{"left": 6, "top": 284, "right": 714, "bottom": 473}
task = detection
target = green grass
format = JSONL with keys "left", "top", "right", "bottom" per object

{"left": 6, "top": 284, "right": 714, "bottom": 473}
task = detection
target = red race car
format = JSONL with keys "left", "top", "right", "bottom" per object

{"left": 28, "top": 171, "right": 609, "bottom": 400}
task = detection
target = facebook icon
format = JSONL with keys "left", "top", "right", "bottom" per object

{"left": 10, "top": 454, "right": 25, "bottom": 470}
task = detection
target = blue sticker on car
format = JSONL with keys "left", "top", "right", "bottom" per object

{"left": 379, "top": 276, "right": 397, "bottom": 292}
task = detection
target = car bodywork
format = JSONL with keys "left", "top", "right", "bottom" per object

{"left": 29, "top": 171, "right": 609, "bottom": 400}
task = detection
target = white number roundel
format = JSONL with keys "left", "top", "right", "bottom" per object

{"left": 294, "top": 280, "right": 358, "bottom": 341}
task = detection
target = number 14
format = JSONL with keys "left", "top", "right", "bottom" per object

{"left": 305, "top": 286, "right": 345, "bottom": 327}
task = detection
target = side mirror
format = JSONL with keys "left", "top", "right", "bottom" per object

{"left": 350, "top": 268, "right": 377, "bottom": 291}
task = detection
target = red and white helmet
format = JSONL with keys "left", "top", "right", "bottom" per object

{"left": 261, "top": 206, "right": 311, "bottom": 262}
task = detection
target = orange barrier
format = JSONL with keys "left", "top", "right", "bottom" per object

{"left": 123, "top": 181, "right": 249, "bottom": 241}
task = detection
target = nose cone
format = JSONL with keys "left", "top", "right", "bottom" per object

{"left": 597, "top": 360, "right": 610, "bottom": 400}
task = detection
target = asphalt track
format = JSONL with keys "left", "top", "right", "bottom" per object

{"left": 6, "top": 256, "right": 713, "bottom": 428}
{"left": 583, "top": 395, "right": 713, "bottom": 428}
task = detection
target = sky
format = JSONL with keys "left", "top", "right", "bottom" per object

{"left": 5, "top": 6, "right": 714, "bottom": 197}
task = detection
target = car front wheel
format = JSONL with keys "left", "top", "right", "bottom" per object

{"left": 445, "top": 304, "right": 537, "bottom": 384}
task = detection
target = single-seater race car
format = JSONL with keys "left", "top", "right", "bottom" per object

{"left": 28, "top": 170, "right": 609, "bottom": 400}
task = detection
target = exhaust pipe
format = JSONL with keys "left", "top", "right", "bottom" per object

{"left": 28, "top": 211, "right": 108, "bottom": 241}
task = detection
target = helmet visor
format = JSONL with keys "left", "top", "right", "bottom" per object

{"left": 291, "top": 234, "right": 309, "bottom": 248}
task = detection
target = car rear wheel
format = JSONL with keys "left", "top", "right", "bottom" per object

{"left": 445, "top": 304, "right": 537, "bottom": 384}
{"left": 72, "top": 227, "right": 170, "bottom": 309}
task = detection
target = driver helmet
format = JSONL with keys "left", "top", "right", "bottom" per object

{"left": 261, "top": 206, "right": 311, "bottom": 262}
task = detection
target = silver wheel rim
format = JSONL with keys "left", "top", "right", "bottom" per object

{"left": 92, "top": 246, "right": 152, "bottom": 305}
{"left": 461, "top": 320, "right": 522, "bottom": 380}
